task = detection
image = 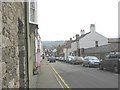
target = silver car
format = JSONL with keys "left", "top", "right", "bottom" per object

{"left": 70, "top": 56, "right": 84, "bottom": 64}
{"left": 82, "top": 56, "right": 100, "bottom": 67}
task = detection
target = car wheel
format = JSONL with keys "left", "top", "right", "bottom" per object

{"left": 114, "top": 66, "right": 118, "bottom": 73}
{"left": 99, "top": 64, "right": 103, "bottom": 70}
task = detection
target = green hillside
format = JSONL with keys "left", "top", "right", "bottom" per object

{"left": 42, "top": 41, "right": 65, "bottom": 48}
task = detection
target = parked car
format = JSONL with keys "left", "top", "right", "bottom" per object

{"left": 66, "top": 56, "right": 74, "bottom": 63}
{"left": 99, "top": 53, "right": 120, "bottom": 73}
{"left": 48, "top": 56, "right": 56, "bottom": 63}
{"left": 82, "top": 56, "right": 100, "bottom": 67}
{"left": 55, "top": 56, "right": 59, "bottom": 60}
{"left": 58, "top": 56, "right": 65, "bottom": 62}
{"left": 69, "top": 56, "right": 76, "bottom": 64}
{"left": 76, "top": 56, "right": 84, "bottom": 64}
{"left": 70, "top": 56, "right": 84, "bottom": 65}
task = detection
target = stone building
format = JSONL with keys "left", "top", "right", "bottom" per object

{"left": 0, "top": 1, "right": 2, "bottom": 89}
{"left": 0, "top": 0, "right": 39, "bottom": 88}
{"left": 1, "top": 1, "right": 28, "bottom": 88}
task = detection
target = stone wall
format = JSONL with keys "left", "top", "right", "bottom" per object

{"left": 83, "top": 43, "right": 119, "bottom": 59}
{"left": 0, "top": 1, "right": 2, "bottom": 90}
{"left": 2, "top": 2, "right": 28, "bottom": 88}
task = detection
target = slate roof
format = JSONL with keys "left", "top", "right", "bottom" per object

{"left": 72, "top": 32, "right": 90, "bottom": 42}
{"left": 78, "top": 32, "right": 90, "bottom": 40}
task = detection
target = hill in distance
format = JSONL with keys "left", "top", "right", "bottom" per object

{"left": 42, "top": 40, "right": 65, "bottom": 48}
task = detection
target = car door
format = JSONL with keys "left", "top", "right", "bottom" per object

{"left": 102, "top": 55, "right": 110, "bottom": 69}
{"left": 107, "top": 55, "right": 114, "bottom": 70}
{"left": 110, "top": 55, "right": 119, "bottom": 70}
{"left": 105, "top": 55, "right": 115, "bottom": 70}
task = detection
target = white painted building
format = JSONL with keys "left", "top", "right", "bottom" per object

{"left": 63, "top": 48, "right": 67, "bottom": 60}
{"left": 71, "top": 41, "right": 77, "bottom": 52}
{"left": 69, "top": 24, "right": 108, "bottom": 56}
{"left": 63, "top": 40, "right": 72, "bottom": 60}
{"left": 79, "top": 24, "right": 108, "bottom": 49}
{"left": 70, "top": 34, "right": 80, "bottom": 56}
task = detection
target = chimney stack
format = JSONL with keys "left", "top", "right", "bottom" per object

{"left": 76, "top": 34, "right": 79, "bottom": 40}
{"left": 80, "top": 29, "right": 85, "bottom": 36}
{"left": 70, "top": 38, "right": 72, "bottom": 41}
{"left": 90, "top": 24, "right": 95, "bottom": 32}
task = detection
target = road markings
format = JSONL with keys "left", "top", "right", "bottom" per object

{"left": 50, "top": 64, "right": 71, "bottom": 89}
{"left": 54, "top": 73, "right": 64, "bottom": 88}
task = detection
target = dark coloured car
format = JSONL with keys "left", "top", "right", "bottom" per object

{"left": 82, "top": 56, "right": 100, "bottom": 67}
{"left": 48, "top": 56, "right": 56, "bottom": 63}
{"left": 99, "top": 53, "right": 120, "bottom": 73}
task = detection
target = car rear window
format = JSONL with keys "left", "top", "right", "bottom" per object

{"left": 109, "top": 54, "right": 120, "bottom": 58}
{"left": 117, "top": 54, "right": 120, "bottom": 58}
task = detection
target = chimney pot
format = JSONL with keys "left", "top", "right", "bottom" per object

{"left": 81, "top": 29, "right": 85, "bottom": 36}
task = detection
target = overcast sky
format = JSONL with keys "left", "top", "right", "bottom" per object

{"left": 38, "top": 0, "right": 119, "bottom": 41}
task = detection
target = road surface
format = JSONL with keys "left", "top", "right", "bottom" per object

{"left": 50, "top": 61, "right": 118, "bottom": 88}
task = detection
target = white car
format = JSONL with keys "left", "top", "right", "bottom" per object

{"left": 59, "top": 56, "right": 65, "bottom": 62}
{"left": 66, "top": 56, "right": 75, "bottom": 63}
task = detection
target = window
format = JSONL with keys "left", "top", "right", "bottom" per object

{"left": 95, "top": 41, "right": 98, "bottom": 47}
{"left": 29, "top": 0, "right": 37, "bottom": 23}
{"left": 30, "top": 2, "right": 35, "bottom": 22}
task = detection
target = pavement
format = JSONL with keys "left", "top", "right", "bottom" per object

{"left": 29, "top": 58, "right": 63, "bottom": 88}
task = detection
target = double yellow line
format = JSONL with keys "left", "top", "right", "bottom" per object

{"left": 50, "top": 64, "right": 71, "bottom": 89}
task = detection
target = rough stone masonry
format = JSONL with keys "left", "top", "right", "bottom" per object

{"left": 1, "top": 2, "right": 28, "bottom": 88}
{"left": 0, "top": 1, "right": 2, "bottom": 90}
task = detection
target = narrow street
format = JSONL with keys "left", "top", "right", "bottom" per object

{"left": 50, "top": 61, "right": 118, "bottom": 88}
{"left": 1, "top": 1, "right": 120, "bottom": 89}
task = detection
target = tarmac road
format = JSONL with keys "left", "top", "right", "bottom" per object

{"left": 50, "top": 61, "right": 118, "bottom": 88}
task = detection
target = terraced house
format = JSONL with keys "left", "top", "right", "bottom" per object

{"left": 0, "top": 0, "right": 40, "bottom": 89}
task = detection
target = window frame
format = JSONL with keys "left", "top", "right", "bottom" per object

{"left": 29, "top": 0, "right": 38, "bottom": 24}
{"left": 95, "top": 41, "right": 98, "bottom": 47}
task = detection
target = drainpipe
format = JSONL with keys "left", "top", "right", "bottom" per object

{"left": 24, "top": 2, "right": 29, "bottom": 88}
